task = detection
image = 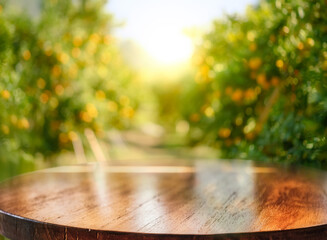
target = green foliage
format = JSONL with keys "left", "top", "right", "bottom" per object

{"left": 182, "top": 0, "right": 327, "bottom": 165}
{"left": 0, "top": 0, "right": 139, "bottom": 178}
{"left": 151, "top": 74, "right": 193, "bottom": 130}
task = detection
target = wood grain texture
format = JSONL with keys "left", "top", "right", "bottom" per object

{"left": 1, "top": 160, "right": 327, "bottom": 240}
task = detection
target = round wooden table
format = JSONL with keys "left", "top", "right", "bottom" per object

{"left": 1, "top": 160, "right": 327, "bottom": 240}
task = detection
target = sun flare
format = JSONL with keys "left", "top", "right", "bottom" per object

{"left": 141, "top": 29, "right": 193, "bottom": 65}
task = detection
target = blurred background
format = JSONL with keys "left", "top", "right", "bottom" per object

{"left": 0, "top": 0, "right": 326, "bottom": 236}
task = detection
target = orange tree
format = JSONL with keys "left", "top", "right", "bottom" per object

{"left": 0, "top": 0, "right": 139, "bottom": 178}
{"left": 182, "top": 0, "right": 327, "bottom": 165}
{"left": 0, "top": 14, "right": 35, "bottom": 178}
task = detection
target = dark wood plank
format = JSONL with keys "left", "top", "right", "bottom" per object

{"left": 1, "top": 160, "right": 327, "bottom": 239}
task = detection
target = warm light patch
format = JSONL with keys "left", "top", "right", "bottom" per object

{"left": 143, "top": 33, "right": 193, "bottom": 65}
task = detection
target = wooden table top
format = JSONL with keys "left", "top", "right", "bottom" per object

{"left": 1, "top": 160, "right": 327, "bottom": 240}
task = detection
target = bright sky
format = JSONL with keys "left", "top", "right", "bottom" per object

{"left": 107, "top": 0, "right": 258, "bottom": 65}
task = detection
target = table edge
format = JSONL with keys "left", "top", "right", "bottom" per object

{"left": 1, "top": 210, "right": 327, "bottom": 240}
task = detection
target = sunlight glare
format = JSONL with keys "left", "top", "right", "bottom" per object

{"left": 142, "top": 28, "right": 193, "bottom": 65}
{"left": 108, "top": 0, "right": 259, "bottom": 67}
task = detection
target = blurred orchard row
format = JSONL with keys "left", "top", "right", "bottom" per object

{"left": 0, "top": 0, "right": 140, "bottom": 179}
{"left": 175, "top": 0, "right": 327, "bottom": 165}
{"left": 0, "top": 0, "right": 327, "bottom": 181}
